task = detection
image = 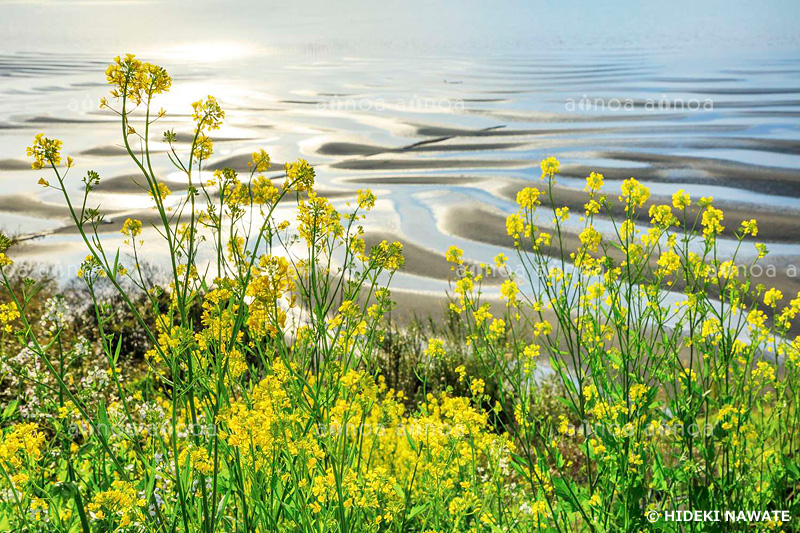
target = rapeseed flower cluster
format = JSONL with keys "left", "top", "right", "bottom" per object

{"left": 1, "top": 56, "right": 797, "bottom": 533}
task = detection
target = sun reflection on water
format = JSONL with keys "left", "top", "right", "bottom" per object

{"left": 157, "top": 41, "right": 256, "bottom": 63}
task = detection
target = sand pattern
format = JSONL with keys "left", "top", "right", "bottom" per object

{"left": 0, "top": 51, "right": 798, "bottom": 309}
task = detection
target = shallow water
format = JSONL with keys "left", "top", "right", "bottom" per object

{"left": 1, "top": 0, "right": 799, "bottom": 308}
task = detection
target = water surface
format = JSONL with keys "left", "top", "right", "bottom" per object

{"left": 1, "top": 0, "right": 799, "bottom": 307}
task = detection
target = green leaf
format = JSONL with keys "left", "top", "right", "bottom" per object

{"left": 2, "top": 400, "right": 18, "bottom": 420}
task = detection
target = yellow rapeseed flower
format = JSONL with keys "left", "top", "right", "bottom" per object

{"left": 120, "top": 218, "right": 142, "bottom": 238}
{"left": 585, "top": 171, "right": 604, "bottom": 192}
{"left": 764, "top": 288, "right": 783, "bottom": 308}
{"left": 516, "top": 187, "right": 541, "bottom": 210}
{"left": 500, "top": 279, "right": 519, "bottom": 307}
{"left": 540, "top": 156, "right": 560, "bottom": 180}
{"left": 424, "top": 338, "right": 446, "bottom": 359}
{"left": 27, "top": 134, "right": 63, "bottom": 170}
{"left": 192, "top": 95, "right": 224, "bottom": 130}
{"left": 446, "top": 245, "right": 464, "bottom": 266}
{"left": 672, "top": 189, "right": 690, "bottom": 209}
{"left": 741, "top": 219, "right": 758, "bottom": 237}
{"left": 701, "top": 205, "right": 725, "bottom": 239}
{"left": 619, "top": 178, "right": 650, "bottom": 211}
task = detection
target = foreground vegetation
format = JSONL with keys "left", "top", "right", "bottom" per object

{"left": 1, "top": 54, "right": 799, "bottom": 532}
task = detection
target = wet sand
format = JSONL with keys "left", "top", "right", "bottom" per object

{"left": 497, "top": 181, "right": 800, "bottom": 243}
{"left": 1, "top": 50, "right": 800, "bottom": 332}
{"left": 207, "top": 154, "right": 286, "bottom": 173}
{"left": 440, "top": 202, "right": 800, "bottom": 329}
{"left": 363, "top": 231, "right": 502, "bottom": 286}
{"left": 331, "top": 158, "right": 534, "bottom": 171}
{"left": 0, "top": 159, "right": 35, "bottom": 171}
